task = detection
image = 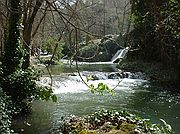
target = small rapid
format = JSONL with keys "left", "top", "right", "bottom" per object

{"left": 38, "top": 70, "right": 147, "bottom": 94}
{"left": 12, "top": 63, "right": 180, "bottom": 134}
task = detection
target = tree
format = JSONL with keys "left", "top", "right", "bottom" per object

{"left": 130, "top": 0, "right": 179, "bottom": 63}
{"left": 2, "top": 0, "right": 22, "bottom": 75}
{"left": 22, "top": 0, "right": 45, "bottom": 69}
{"left": 130, "top": 0, "right": 180, "bottom": 87}
{"left": 42, "top": 36, "right": 64, "bottom": 60}
{"left": 0, "top": 0, "right": 56, "bottom": 113}
{"left": 0, "top": 0, "right": 8, "bottom": 57}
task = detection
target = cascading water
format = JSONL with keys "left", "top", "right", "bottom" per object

{"left": 12, "top": 63, "right": 180, "bottom": 134}
{"left": 111, "top": 47, "right": 129, "bottom": 63}
{"left": 38, "top": 68, "right": 147, "bottom": 94}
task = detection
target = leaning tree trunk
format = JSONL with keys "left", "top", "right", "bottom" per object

{"left": 2, "top": 0, "right": 22, "bottom": 75}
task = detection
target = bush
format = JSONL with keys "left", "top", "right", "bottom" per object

{"left": 0, "top": 66, "right": 57, "bottom": 133}
{"left": 0, "top": 67, "right": 57, "bottom": 113}
{"left": 0, "top": 68, "right": 40, "bottom": 110}
{"left": 42, "top": 37, "right": 63, "bottom": 60}
{"left": 0, "top": 89, "right": 14, "bottom": 133}
{"left": 78, "top": 43, "right": 100, "bottom": 61}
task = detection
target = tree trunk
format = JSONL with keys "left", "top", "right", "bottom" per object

{"left": 2, "top": 0, "right": 22, "bottom": 75}
{"left": 22, "top": 26, "right": 32, "bottom": 68}
{"left": 22, "top": 0, "right": 44, "bottom": 69}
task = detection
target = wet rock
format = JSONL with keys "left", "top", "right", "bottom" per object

{"left": 108, "top": 71, "right": 146, "bottom": 80}
{"left": 108, "top": 72, "right": 121, "bottom": 79}
{"left": 68, "top": 73, "right": 77, "bottom": 76}
{"left": 128, "top": 72, "right": 146, "bottom": 79}
{"left": 44, "top": 60, "right": 55, "bottom": 65}
{"left": 108, "top": 72, "right": 129, "bottom": 79}
{"left": 82, "top": 71, "right": 108, "bottom": 80}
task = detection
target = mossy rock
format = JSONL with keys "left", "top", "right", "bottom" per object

{"left": 119, "top": 122, "right": 136, "bottom": 133}
{"left": 78, "top": 35, "right": 121, "bottom": 62}
{"left": 60, "top": 109, "right": 172, "bottom": 134}
{"left": 79, "top": 130, "right": 97, "bottom": 134}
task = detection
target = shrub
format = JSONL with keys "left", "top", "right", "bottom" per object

{"left": 0, "top": 88, "right": 14, "bottom": 133}
{"left": 0, "top": 66, "right": 57, "bottom": 133}
{"left": 0, "top": 67, "right": 57, "bottom": 113}
{"left": 42, "top": 37, "right": 64, "bottom": 60}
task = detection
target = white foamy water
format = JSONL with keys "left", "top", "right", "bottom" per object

{"left": 111, "top": 48, "right": 129, "bottom": 63}
{"left": 37, "top": 75, "right": 147, "bottom": 94}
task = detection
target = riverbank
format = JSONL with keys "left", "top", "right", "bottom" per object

{"left": 9, "top": 62, "right": 180, "bottom": 133}
{"left": 117, "top": 60, "right": 179, "bottom": 90}
{"left": 60, "top": 109, "right": 172, "bottom": 134}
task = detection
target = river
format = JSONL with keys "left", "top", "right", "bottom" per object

{"left": 12, "top": 62, "right": 180, "bottom": 134}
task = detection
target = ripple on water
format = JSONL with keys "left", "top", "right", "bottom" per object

{"left": 13, "top": 64, "right": 180, "bottom": 134}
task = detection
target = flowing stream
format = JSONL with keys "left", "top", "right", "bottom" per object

{"left": 12, "top": 62, "right": 180, "bottom": 134}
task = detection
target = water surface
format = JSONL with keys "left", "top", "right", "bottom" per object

{"left": 12, "top": 63, "right": 180, "bottom": 134}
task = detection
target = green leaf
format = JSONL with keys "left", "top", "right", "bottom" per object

{"left": 90, "top": 84, "right": 95, "bottom": 93}
{"left": 51, "top": 95, "right": 57, "bottom": 102}
{"left": 87, "top": 75, "right": 94, "bottom": 82}
{"left": 97, "top": 83, "right": 105, "bottom": 91}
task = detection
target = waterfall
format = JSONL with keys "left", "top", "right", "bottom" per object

{"left": 111, "top": 47, "right": 129, "bottom": 63}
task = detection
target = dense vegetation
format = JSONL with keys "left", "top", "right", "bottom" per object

{"left": 130, "top": 0, "right": 179, "bottom": 76}
{"left": 130, "top": 0, "right": 179, "bottom": 63}
{"left": 0, "top": 0, "right": 179, "bottom": 133}
{"left": 0, "top": 1, "right": 56, "bottom": 132}
{"left": 61, "top": 109, "right": 172, "bottom": 134}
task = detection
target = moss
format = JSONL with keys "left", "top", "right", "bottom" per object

{"left": 119, "top": 122, "right": 136, "bottom": 133}
{"left": 79, "top": 130, "right": 97, "bottom": 134}
{"left": 78, "top": 35, "right": 121, "bottom": 62}
{"left": 61, "top": 109, "right": 172, "bottom": 134}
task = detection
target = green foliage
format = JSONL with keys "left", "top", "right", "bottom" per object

{"left": 38, "top": 86, "right": 57, "bottom": 102}
{"left": 86, "top": 74, "right": 115, "bottom": 95}
{"left": 61, "top": 109, "right": 173, "bottom": 134}
{"left": 158, "top": 0, "right": 180, "bottom": 40}
{"left": 1, "top": 67, "right": 40, "bottom": 101}
{"left": 130, "top": 0, "right": 179, "bottom": 66}
{"left": 78, "top": 35, "right": 121, "bottom": 62}
{"left": 0, "top": 89, "right": 14, "bottom": 133}
{"left": 42, "top": 37, "right": 63, "bottom": 60}
{"left": 2, "top": 0, "right": 23, "bottom": 75}
{"left": 0, "top": 67, "right": 57, "bottom": 113}
{"left": 89, "top": 83, "right": 115, "bottom": 95}
{"left": 86, "top": 75, "right": 94, "bottom": 82}
{"left": 90, "top": 84, "right": 95, "bottom": 93}
{"left": 96, "top": 83, "right": 115, "bottom": 95}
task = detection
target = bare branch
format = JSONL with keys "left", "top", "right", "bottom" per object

{"left": 45, "top": 0, "right": 102, "bottom": 38}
